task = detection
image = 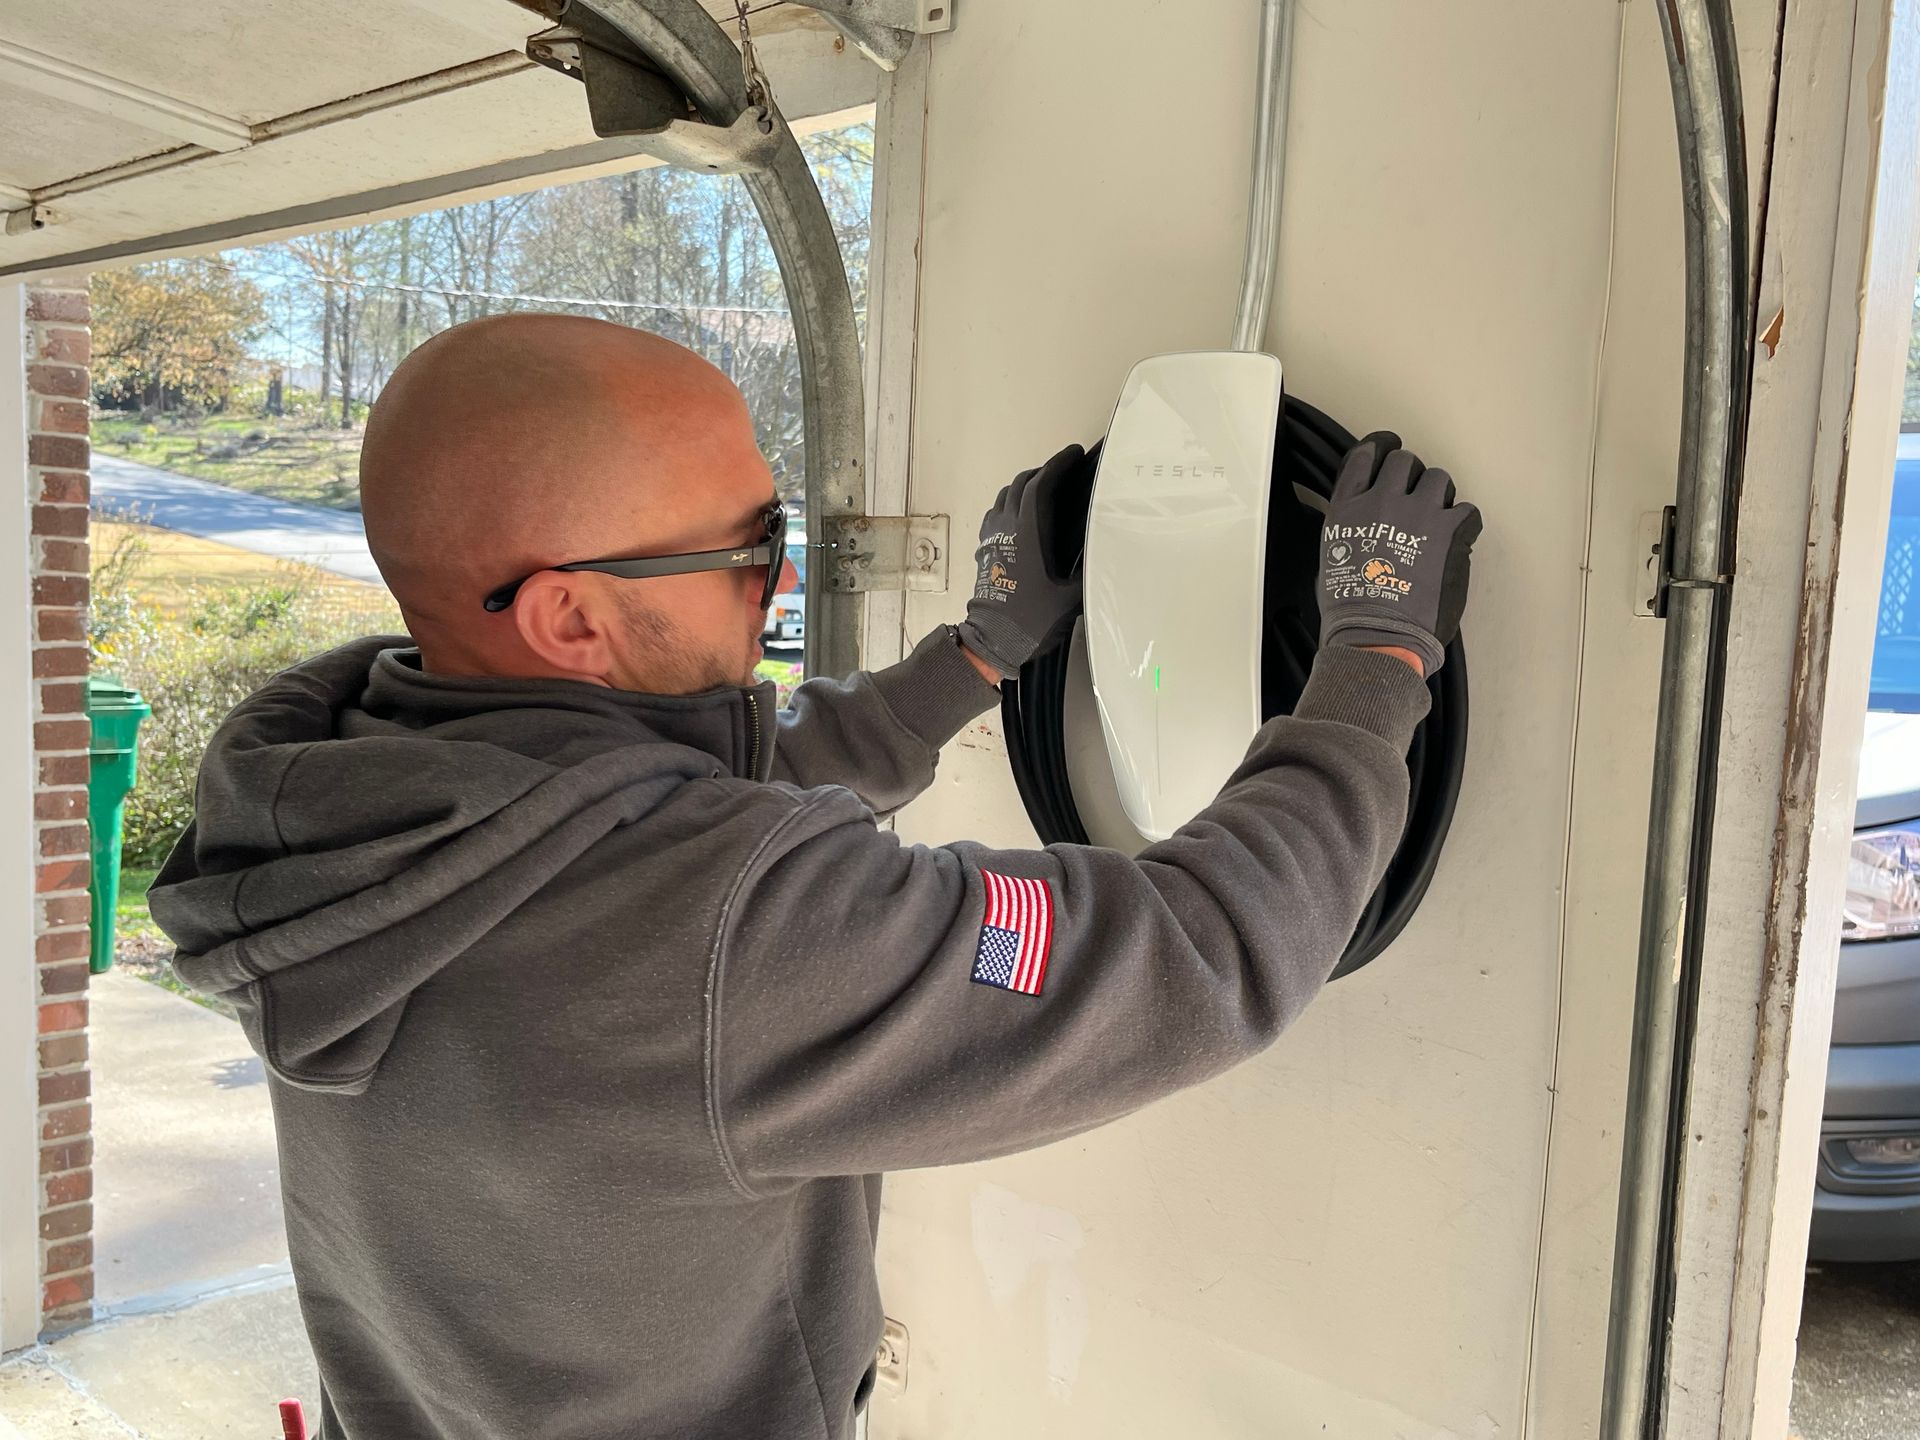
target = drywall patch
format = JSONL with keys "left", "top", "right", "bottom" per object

{"left": 970, "top": 1182, "right": 1089, "bottom": 1400}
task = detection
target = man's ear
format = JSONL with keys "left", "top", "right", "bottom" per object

{"left": 510, "top": 572, "right": 618, "bottom": 679}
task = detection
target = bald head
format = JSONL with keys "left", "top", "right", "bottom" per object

{"left": 360, "top": 314, "right": 786, "bottom": 690}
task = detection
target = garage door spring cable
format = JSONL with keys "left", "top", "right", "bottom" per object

{"left": 732, "top": 0, "right": 772, "bottom": 119}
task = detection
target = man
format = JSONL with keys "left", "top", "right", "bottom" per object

{"left": 152, "top": 313, "right": 1479, "bottom": 1439}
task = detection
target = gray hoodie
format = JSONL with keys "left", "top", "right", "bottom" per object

{"left": 151, "top": 625, "right": 1430, "bottom": 1440}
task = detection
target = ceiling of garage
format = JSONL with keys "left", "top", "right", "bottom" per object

{"left": 0, "top": 0, "right": 878, "bottom": 278}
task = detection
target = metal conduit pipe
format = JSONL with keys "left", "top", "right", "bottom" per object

{"left": 1230, "top": 0, "right": 1296, "bottom": 353}
{"left": 1600, "top": 0, "right": 1752, "bottom": 1433}
{"left": 567, "top": 0, "right": 870, "bottom": 679}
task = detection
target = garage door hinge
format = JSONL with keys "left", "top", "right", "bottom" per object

{"left": 1653, "top": 504, "right": 1677, "bottom": 619}
{"left": 820, "top": 513, "right": 950, "bottom": 593}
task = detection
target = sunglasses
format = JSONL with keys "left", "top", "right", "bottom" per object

{"left": 483, "top": 501, "right": 790, "bottom": 614}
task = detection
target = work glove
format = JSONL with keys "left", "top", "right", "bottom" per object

{"left": 956, "top": 443, "right": 1097, "bottom": 678}
{"left": 1318, "top": 431, "right": 1482, "bottom": 678}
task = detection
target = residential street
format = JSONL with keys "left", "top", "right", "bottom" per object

{"left": 91, "top": 452, "right": 380, "bottom": 585}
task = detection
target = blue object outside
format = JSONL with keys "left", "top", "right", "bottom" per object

{"left": 1871, "top": 456, "right": 1920, "bottom": 713}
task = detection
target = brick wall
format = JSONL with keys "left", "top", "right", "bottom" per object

{"left": 25, "top": 284, "right": 92, "bottom": 1332}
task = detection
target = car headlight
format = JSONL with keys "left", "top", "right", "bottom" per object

{"left": 1842, "top": 826, "right": 1920, "bottom": 941}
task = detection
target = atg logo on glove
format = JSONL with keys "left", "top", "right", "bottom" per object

{"left": 1362, "top": 558, "right": 1411, "bottom": 593}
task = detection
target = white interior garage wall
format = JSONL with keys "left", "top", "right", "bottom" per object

{"left": 870, "top": 2, "right": 1779, "bottom": 1435}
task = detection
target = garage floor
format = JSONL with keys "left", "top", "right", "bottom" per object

{"left": 1792, "top": 1262, "right": 1920, "bottom": 1438}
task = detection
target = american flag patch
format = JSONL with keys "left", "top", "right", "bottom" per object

{"left": 970, "top": 871, "right": 1055, "bottom": 997}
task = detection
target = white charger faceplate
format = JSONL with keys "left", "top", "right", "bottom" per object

{"left": 1081, "top": 351, "right": 1283, "bottom": 842}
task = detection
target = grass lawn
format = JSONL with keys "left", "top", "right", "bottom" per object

{"left": 94, "top": 520, "right": 404, "bottom": 629}
{"left": 116, "top": 864, "right": 162, "bottom": 944}
{"left": 94, "top": 412, "right": 364, "bottom": 510}
{"left": 111, "top": 862, "right": 228, "bottom": 1012}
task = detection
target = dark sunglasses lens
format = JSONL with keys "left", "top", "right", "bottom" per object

{"left": 763, "top": 506, "right": 787, "bottom": 610}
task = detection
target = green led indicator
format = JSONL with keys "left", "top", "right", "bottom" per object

{"left": 1154, "top": 665, "right": 1162, "bottom": 692}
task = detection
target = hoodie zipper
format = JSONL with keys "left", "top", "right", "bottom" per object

{"left": 744, "top": 687, "right": 765, "bottom": 781}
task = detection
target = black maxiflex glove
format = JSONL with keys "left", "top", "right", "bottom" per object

{"left": 956, "top": 444, "right": 1095, "bottom": 677}
{"left": 1318, "top": 431, "right": 1482, "bottom": 677}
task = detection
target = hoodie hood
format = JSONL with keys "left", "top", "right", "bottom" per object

{"left": 151, "top": 637, "right": 775, "bottom": 1093}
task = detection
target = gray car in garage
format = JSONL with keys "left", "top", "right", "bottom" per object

{"left": 1811, "top": 436, "right": 1920, "bottom": 1262}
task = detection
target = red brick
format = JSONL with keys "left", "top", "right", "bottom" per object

{"left": 42, "top": 1273, "right": 93, "bottom": 1314}
{"left": 26, "top": 364, "right": 86, "bottom": 401}
{"left": 38, "top": 755, "right": 88, "bottom": 788}
{"left": 38, "top": 1205, "right": 90, "bottom": 1244}
{"left": 44, "top": 1238, "right": 91, "bottom": 1277}
{"left": 38, "top": 961, "right": 87, "bottom": 995}
{"left": 39, "top": 683, "right": 85, "bottom": 718}
{"left": 40, "top": 825, "right": 88, "bottom": 859}
{"left": 31, "top": 505, "right": 88, "bottom": 540}
{"left": 39, "top": 1104, "right": 89, "bottom": 1142}
{"left": 31, "top": 647, "right": 87, "bottom": 680}
{"left": 39, "top": 1204, "right": 91, "bottom": 1244}
{"left": 37, "top": 1037, "right": 87, "bottom": 1074}
{"left": 35, "top": 860, "right": 90, "bottom": 897}
{"left": 43, "top": 1170, "right": 91, "bottom": 1207}
{"left": 36, "top": 927, "right": 89, "bottom": 962}
{"left": 33, "top": 791, "right": 86, "bottom": 825}
{"left": 36, "top": 611, "right": 86, "bottom": 646}
{"left": 27, "top": 436, "right": 87, "bottom": 470}
{"left": 36, "top": 471, "right": 87, "bottom": 505}
{"left": 37, "top": 1070, "right": 88, "bottom": 1107}
{"left": 26, "top": 292, "right": 88, "bottom": 324}
{"left": 32, "top": 576, "right": 87, "bottom": 608}
{"left": 33, "top": 719, "right": 89, "bottom": 752}
{"left": 35, "top": 328, "right": 89, "bottom": 365}
{"left": 38, "top": 965, "right": 87, "bottom": 999}
{"left": 35, "top": 1000, "right": 86, "bottom": 1035}
{"left": 37, "top": 539, "right": 88, "bottom": 575}
{"left": 39, "top": 1137, "right": 91, "bottom": 1174}
{"left": 41, "top": 894, "right": 90, "bottom": 929}
{"left": 37, "top": 399, "right": 89, "bottom": 435}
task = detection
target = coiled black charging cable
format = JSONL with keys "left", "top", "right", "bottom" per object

{"left": 1000, "top": 395, "right": 1468, "bottom": 980}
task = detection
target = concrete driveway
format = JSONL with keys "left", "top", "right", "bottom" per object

{"left": 91, "top": 452, "right": 380, "bottom": 585}
{"left": 1792, "top": 1261, "right": 1920, "bottom": 1438}
{"left": 91, "top": 969, "right": 288, "bottom": 1305}
{"left": 0, "top": 972, "right": 315, "bottom": 1437}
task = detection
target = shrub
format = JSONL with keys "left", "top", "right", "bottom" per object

{"left": 92, "top": 540, "right": 804, "bottom": 867}
{"left": 93, "top": 549, "right": 403, "bottom": 866}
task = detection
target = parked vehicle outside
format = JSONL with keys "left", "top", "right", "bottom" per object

{"left": 762, "top": 534, "right": 807, "bottom": 645}
{"left": 1813, "top": 431, "right": 1920, "bottom": 1262}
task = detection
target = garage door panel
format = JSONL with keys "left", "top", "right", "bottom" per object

{"left": 0, "top": 87, "right": 181, "bottom": 192}
{"left": 0, "top": 0, "right": 537, "bottom": 126}
{"left": 0, "top": 8, "right": 874, "bottom": 277}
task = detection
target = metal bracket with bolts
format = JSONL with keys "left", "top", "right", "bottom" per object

{"left": 791, "top": 0, "right": 953, "bottom": 71}
{"left": 873, "top": 1317, "right": 910, "bottom": 1392}
{"left": 3, "top": 205, "right": 61, "bottom": 238}
{"left": 527, "top": 22, "right": 784, "bottom": 174}
{"left": 819, "top": 513, "right": 950, "bottom": 593}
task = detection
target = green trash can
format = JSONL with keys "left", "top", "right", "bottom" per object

{"left": 86, "top": 676, "right": 151, "bottom": 975}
